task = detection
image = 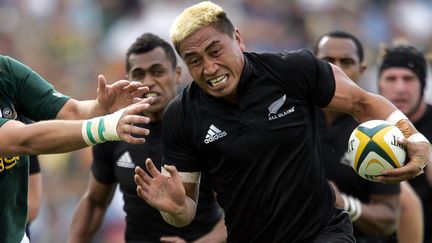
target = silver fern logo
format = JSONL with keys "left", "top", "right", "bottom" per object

{"left": 268, "top": 94, "right": 295, "bottom": 121}
{"left": 268, "top": 94, "right": 286, "bottom": 116}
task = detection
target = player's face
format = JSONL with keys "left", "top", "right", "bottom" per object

{"left": 379, "top": 68, "right": 422, "bottom": 117}
{"left": 127, "top": 47, "right": 179, "bottom": 118}
{"left": 179, "top": 25, "right": 246, "bottom": 102}
{"left": 315, "top": 37, "right": 365, "bottom": 83}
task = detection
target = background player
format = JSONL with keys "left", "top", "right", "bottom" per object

{"left": 377, "top": 44, "right": 432, "bottom": 243}
{"left": 314, "top": 30, "right": 423, "bottom": 243}
{"left": 68, "top": 33, "right": 226, "bottom": 243}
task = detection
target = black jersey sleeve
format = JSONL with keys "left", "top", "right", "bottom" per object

{"left": 162, "top": 91, "right": 201, "bottom": 172}
{"left": 91, "top": 142, "right": 117, "bottom": 184}
{"left": 29, "top": 155, "right": 41, "bottom": 175}
{"left": 279, "top": 49, "right": 336, "bottom": 107}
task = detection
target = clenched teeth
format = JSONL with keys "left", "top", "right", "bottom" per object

{"left": 145, "top": 92, "right": 158, "bottom": 98}
{"left": 207, "top": 75, "right": 228, "bottom": 87}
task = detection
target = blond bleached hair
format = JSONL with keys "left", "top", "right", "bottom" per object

{"left": 170, "top": 1, "right": 234, "bottom": 53}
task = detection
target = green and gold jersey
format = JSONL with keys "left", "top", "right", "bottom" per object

{"left": 0, "top": 55, "right": 70, "bottom": 242}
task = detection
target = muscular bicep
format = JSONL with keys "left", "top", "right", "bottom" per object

{"left": 0, "top": 120, "right": 27, "bottom": 156}
{"left": 56, "top": 99, "right": 77, "bottom": 119}
{"left": 326, "top": 64, "right": 397, "bottom": 123}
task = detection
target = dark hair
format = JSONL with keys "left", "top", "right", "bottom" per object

{"left": 214, "top": 12, "right": 235, "bottom": 37}
{"left": 126, "top": 33, "right": 177, "bottom": 72}
{"left": 314, "top": 30, "right": 364, "bottom": 62}
{"left": 379, "top": 45, "right": 427, "bottom": 96}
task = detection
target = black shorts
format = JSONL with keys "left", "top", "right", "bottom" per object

{"left": 311, "top": 208, "right": 355, "bottom": 243}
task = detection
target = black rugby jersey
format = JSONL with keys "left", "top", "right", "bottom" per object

{"left": 319, "top": 112, "right": 400, "bottom": 242}
{"left": 92, "top": 122, "right": 222, "bottom": 242}
{"left": 162, "top": 49, "right": 338, "bottom": 242}
{"left": 408, "top": 104, "right": 432, "bottom": 243}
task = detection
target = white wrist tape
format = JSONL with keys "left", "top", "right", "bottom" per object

{"left": 161, "top": 166, "right": 201, "bottom": 183}
{"left": 81, "top": 108, "right": 126, "bottom": 145}
{"left": 408, "top": 133, "right": 430, "bottom": 144}
{"left": 386, "top": 110, "right": 408, "bottom": 125}
{"left": 341, "top": 194, "right": 362, "bottom": 222}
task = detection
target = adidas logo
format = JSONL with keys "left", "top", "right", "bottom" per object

{"left": 116, "top": 151, "right": 135, "bottom": 168}
{"left": 204, "top": 125, "right": 227, "bottom": 144}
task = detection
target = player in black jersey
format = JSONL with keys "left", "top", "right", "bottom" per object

{"left": 133, "top": 2, "right": 431, "bottom": 242}
{"left": 68, "top": 33, "right": 226, "bottom": 243}
{"left": 314, "top": 30, "right": 423, "bottom": 243}
{"left": 377, "top": 44, "right": 432, "bottom": 243}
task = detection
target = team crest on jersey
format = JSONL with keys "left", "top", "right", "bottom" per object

{"left": 268, "top": 94, "right": 295, "bottom": 121}
{"left": 0, "top": 104, "right": 17, "bottom": 120}
{"left": 2, "top": 108, "right": 14, "bottom": 119}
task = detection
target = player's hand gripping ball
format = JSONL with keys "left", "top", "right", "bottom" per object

{"left": 347, "top": 120, "right": 406, "bottom": 182}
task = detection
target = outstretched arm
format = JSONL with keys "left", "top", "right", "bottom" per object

{"left": 57, "top": 75, "right": 148, "bottom": 120}
{"left": 67, "top": 173, "right": 116, "bottom": 243}
{"left": 134, "top": 158, "right": 199, "bottom": 227}
{"left": 0, "top": 99, "right": 151, "bottom": 157}
{"left": 327, "top": 64, "right": 431, "bottom": 183}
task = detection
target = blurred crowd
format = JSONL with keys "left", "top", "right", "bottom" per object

{"left": 1, "top": 0, "right": 431, "bottom": 242}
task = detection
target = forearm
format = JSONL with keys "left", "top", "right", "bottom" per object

{"left": 57, "top": 99, "right": 107, "bottom": 120}
{"left": 353, "top": 199, "right": 399, "bottom": 236}
{"left": 329, "top": 65, "right": 401, "bottom": 123}
{"left": 68, "top": 197, "right": 107, "bottom": 243}
{"left": 193, "top": 216, "right": 227, "bottom": 243}
{"left": 0, "top": 120, "right": 87, "bottom": 157}
{"left": 160, "top": 196, "right": 197, "bottom": 227}
{"left": 350, "top": 93, "right": 398, "bottom": 124}
{"left": 351, "top": 94, "right": 425, "bottom": 140}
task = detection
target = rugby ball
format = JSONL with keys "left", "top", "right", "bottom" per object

{"left": 347, "top": 120, "right": 406, "bottom": 182}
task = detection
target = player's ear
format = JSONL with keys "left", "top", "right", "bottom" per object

{"left": 234, "top": 29, "right": 245, "bottom": 51}
{"left": 360, "top": 64, "right": 367, "bottom": 75}
{"left": 175, "top": 66, "right": 182, "bottom": 85}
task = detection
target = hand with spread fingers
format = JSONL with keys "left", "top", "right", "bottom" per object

{"left": 134, "top": 159, "right": 187, "bottom": 214}
{"left": 96, "top": 74, "right": 149, "bottom": 113}
{"left": 115, "top": 98, "right": 154, "bottom": 144}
